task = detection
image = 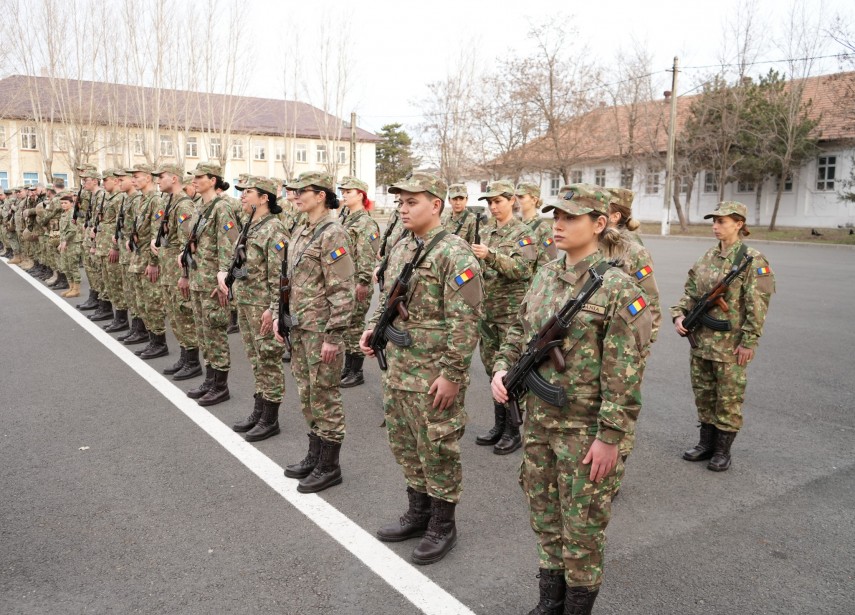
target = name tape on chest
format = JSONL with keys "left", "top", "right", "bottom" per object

{"left": 756, "top": 266, "right": 772, "bottom": 276}
{"left": 454, "top": 268, "right": 475, "bottom": 287}
{"left": 627, "top": 296, "right": 647, "bottom": 316}
{"left": 635, "top": 265, "right": 653, "bottom": 280}
{"left": 330, "top": 246, "right": 347, "bottom": 261}
{"left": 581, "top": 302, "right": 606, "bottom": 315}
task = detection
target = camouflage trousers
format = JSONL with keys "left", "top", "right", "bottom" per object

{"left": 343, "top": 295, "right": 371, "bottom": 354}
{"left": 478, "top": 318, "right": 514, "bottom": 379}
{"left": 121, "top": 265, "right": 138, "bottom": 317}
{"left": 290, "top": 328, "right": 345, "bottom": 443}
{"left": 191, "top": 289, "right": 230, "bottom": 371}
{"left": 60, "top": 243, "right": 82, "bottom": 284}
{"left": 237, "top": 303, "right": 285, "bottom": 402}
{"left": 5, "top": 231, "right": 19, "bottom": 252}
{"left": 690, "top": 355, "right": 747, "bottom": 432}
{"left": 131, "top": 271, "right": 166, "bottom": 334}
{"left": 84, "top": 247, "right": 102, "bottom": 292}
{"left": 520, "top": 420, "right": 623, "bottom": 589}
{"left": 383, "top": 387, "right": 467, "bottom": 503}
{"left": 160, "top": 256, "right": 197, "bottom": 349}
{"left": 100, "top": 255, "right": 126, "bottom": 308}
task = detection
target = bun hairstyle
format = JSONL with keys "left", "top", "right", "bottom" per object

{"left": 732, "top": 214, "right": 751, "bottom": 236}
{"left": 206, "top": 173, "right": 230, "bottom": 192}
{"left": 609, "top": 202, "right": 640, "bottom": 231}
{"left": 258, "top": 189, "right": 281, "bottom": 214}
{"left": 318, "top": 186, "right": 340, "bottom": 210}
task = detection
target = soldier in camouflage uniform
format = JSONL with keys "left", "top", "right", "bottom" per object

{"left": 492, "top": 185, "right": 653, "bottom": 615}
{"left": 339, "top": 176, "right": 380, "bottom": 388}
{"left": 2, "top": 190, "right": 18, "bottom": 260}
{"left": 672, "top": 201, "right": 775, "bottom": 472}
{"left": 225, "top": 176, "right": 289, "bottom": 442}
{"left": 471, "top": 179, "right": 537, "bottom": 455}
{"left": 41, "top": 183, "right": 67, "bottom": 289}
{"left": 89, "top": 169, "right": 127, "bottom": 323}
{"left": 57, "top": 191, "right": 83, "bottom": 298}
{"left": 440, "top": 183, "right": 477, "bottom": 244}
{"left": 76, "top": 167, "right": 104, "bottom": 311}
{"left": 273, "top": 171, "right": 355, "bottom": 494}
{"left": 516, "top": 182, "right": 558, "bottom": 271}
{"left": 361, "top": 172, "right": 482, "bottom": 565}
{"left": 278, "top": 178, "right": 301, "bottom": 232}
{"left": 14, "top": 187, "right": 34, "bottom": 270}
{"left": 102, "top": 171, "right": 137, "bottom": 334}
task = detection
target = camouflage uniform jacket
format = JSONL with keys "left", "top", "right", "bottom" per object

{"left": 368, "top": 225, "right": 483, "bottom": 392}
{"left": 604, "top": 227, "right": 661, "bottom": 343}
{"left": 285, "top": 213, "right": 355, "bottom": 346}
{"left": 524, "top": 215, "right": 558, "bottom": 270}
{"left": 494, "top": 251, "right": 654, "bottom": 444}
{"left": 278, "top": 201, "right": 301, "bottom": 233}
{"left": 342, "top": 209, "right": 381, "bottom": 286}
{"left": 670, "top": 240, "right": 774, "bottom": 362}
{"left": 480, "top": 216, "right": 537, "bottom": 324}
{"left": 157, "top": 194, "right": 196, "bottom": 253}
{"left": 441, "top": 208, "right": 477, "bottom": 244}
{"left": 233, "top": 213, "right": 289, "bottom": 310}
{"left": 38, "top": 196, "right": 62, "bottom": 232}
{"left": 119, "top": 192, "right": 140, "bottom": 267}
{"left": 95, "top": 191, "right": 125, "bottom": 257}
{"left": 59, "top": 208, "right": 81, "bottom": 243}
{"left": 129, "top": 191, "right": 160, "bottom": 272}
{"left": 189, "top": 195, "right": 238, "bottom": 292}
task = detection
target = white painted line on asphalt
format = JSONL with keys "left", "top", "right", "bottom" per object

{"left": 2, "top": 259, "right": 476, "bottom": 615}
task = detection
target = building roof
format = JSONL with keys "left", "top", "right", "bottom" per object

{"left": 0, "top": 74, "right": 379, "bottom": 142}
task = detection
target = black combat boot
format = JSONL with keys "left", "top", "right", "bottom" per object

{"left": 45, "top": 271, "right": 59, "bottom": 287}
{"left": 124, "top": 318, "right": 149, "bottom": 345}
{"left": 244, "top": 399, "right": 281, "bottom": 442}
{"left": 494, "top": 414, "right": 521, "bottom": 455}
{"left": 134, "top": 333, "right": 154, "bottom": 356}
{"left": 89, "top": 300, "right": 113, "bottom": 322}
{"left": 173, "top": 348, "right": 202, "bottom": 380}
{"left": 340, "top": 354, "right": 365, "bottom": 388}
{"left": 476, "top": 402, "right": 506, "bottom": 446}
{"left": 187, "top": 364, "right": 215, "bottom": 399}
{"left": 285, "top": 433, "right": 322, "bottom": 478}
{"left": 376, "top": 487, "right": 432, "bottom": 542}
{"left": 104, "top": 309, "right": 129, "bottom": 333}
{"left": 528, "top": 569, "right": 566, "bottom": 615}
{"left": 411, "top": 497, "right": 457, "bottom": 565}
{"left": 77, "top": 289, "right": 99, "bottom": 311}
{"left": 35, "top": 264, "right": 51, "bottom": 279}
{"left": 707, "top": 428, "right": 737, "bottom": 472}
{"left": 226, "top": 309, "right": 239, "bottom": 334}
{"left": 53, "top": 273, "right": 69, "bottom": 290}
{"left": 563, "top": 586, "right": 599, "bottom": 615}
{"left": 163, "top": 347, "right": 187, "bottom": 375}
{"left": 197, "top": 368, "right": 230, "bottom": 406}
{"left": 297, "top": 439, "right": 342, "bottom": 493}
{"left": 233, "top": 394, "right": 263, "bottom": 433}
{"left": 140, "top": 332, "right": 169, "bottom": 360}
{"left": 118, "top": 318, "right": 139, "bottom": 342}
{"left": 682, "top": 423, "right": 716, "bottom": 462}
{"left": 340, "top": 352, "right": 353, "bottom": 381}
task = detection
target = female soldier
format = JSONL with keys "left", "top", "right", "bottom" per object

{"left": 273, "top": 172, "right": 355, "bottom": 494}
{"left": 672, "top": 201, "right": 774, "bottom": 472}
{"left": 492, "top": 184, "right": 653, "bottom": 615}
{"left": 339, "top": 176, "right": 380, "bottom": 388}
{"left": 182, "top": 162, "right": 239, "bottom": 406}
{"left": 441, "top": 183, "right": 477, "bottom": 243}
{"left": 516, "top": 182, "right": 557, "bottom": 271}
{"left": 57, "top": 192, "right": 82, "bottom": 298}
{"left": 223, "top": 176, "right": 288, "bottom": 442}
{"left": 471, "top": 179, "right": 536, "bottom": 455}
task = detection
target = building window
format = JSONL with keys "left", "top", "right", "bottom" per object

{"left": 594, "top": 169, "right": 606, "bottom": 187}
{"left": 21, "top": 126, "right": 37, "bottom": 150}
{"left": 295, "top": 144, "right": 307, "bottom": 163}
{"left": 0, "top": 171, "right": 8, "bottom": 190}
{"left": 253, "top": 143, "right": 266, "bottom": 161}
{"left": 480, "top": 180, "right": 488, "bottom": 193}
{"left": 209, "top": 137, "right": 222, "bottom": 159}
{"left": 550, "top": 176, "right": 560, "bottom": 197}
{"left": 132, "top": 133, "right": 144, "bottom": 156}
{"left": 337, "top": 145, "right": 347, "bottom": 164}
{"left": 231, "top": 139, "right": 244, "bottom": 159}
{"left": 52, "top": 173, "right": 68, "bottom": 187}
{"left": 316, "top": 144, "right": 328, "bottom": 163}
{"left": 0, "top": 125, "right": 6, "bottom": 148}
{"left": 620, "top": 168, "right": 633, "bottom": 190}
{"left": 570, "top": 170, "right": 583, "bottom": 184}
{"left": 776, "top": 173, "right": 793, "bottom": 192}
{"left": 679, "top": 175, "right": 691, "bottom": 194}
{"left": 645, "top": 169, "right": 660, "bottom": 195}
{"left": 23, "top": 172, "right": 39, "bottom": 186}
{"left": 737, "top": 180, "right": 755, "bottom": 193}
{"left": 275, "top": 146, "right": 286, "bottom": 162}
{"left": 53, "top": 130, "right": 67, "bottom": 152}
{"left": 703, "top": 171, "right": 718, "bottom": 194}
{"left": 160, "top": 135, "right": 174, "bottom": 157}
{"left": 185, "top": 136, "right": 198, "bottom": 158}
{"left": 817, "top": 156, "right": 836, "bottom": 191}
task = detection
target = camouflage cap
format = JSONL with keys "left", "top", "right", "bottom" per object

{"left": 704, "top": 201, "right": 748, "bottom": 220}
{"left": 153, "top": 163, "right": 184, "bottom": 177}
{"left": 3, "top": 189, "right": 12, "bottom": 195}
{"left": 607, "top": 187, "right": 635, "bottom": 209}
{"left": 284, "top": 172, "right": 308, "bottom": 190}
{"left": 76, "top": 163, "right": 97, "bottom": 173}
{"left": 542, "top": 183, "right": 610, "bottom": 216}
{"left": 78, "top": 166, "right": 101, "bottom": 179}
{"left": 515, "top": 182, "right": 541, "bottom": 198}
{"left": 288, "top": 171, "right": 336, "bottom": 193}
{"left": 236, "top": 174, "right": 279, "bottom": 195}
{"left": 128, "top": 163, "right": 156, "bottom": 175}
{"left": 339, "top": 175, "right": 368, "bottom": 192}
{"left": 188, "top": 161, "right": 223, "bottom": 178}
{"left": 478, "top": 179, "right": 516, "bottom": 201}
{"left": 102, "top": 168, "right": 128, "bottom": 179}
{"left": 448, "top": 183, "right": 468, "bottom": 198}
{"left": 388, "top": 172, "right": 448, "bottom": 201}
{"left": 181, "top": 175, "right": 195, "bottom": 187}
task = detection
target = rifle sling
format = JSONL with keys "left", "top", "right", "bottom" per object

{"left": 453, "top": 209, "right": 469, "bottom": 235}
{"left": 292, "top": 221, "right": 334, "bottom": 271}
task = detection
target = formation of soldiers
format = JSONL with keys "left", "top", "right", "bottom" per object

{"left": 0, "top": 166, "right": 774, "bottom": 615}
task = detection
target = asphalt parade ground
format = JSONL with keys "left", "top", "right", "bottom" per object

{"left": 1, "top": 236, "right": 854, "bottom": 615}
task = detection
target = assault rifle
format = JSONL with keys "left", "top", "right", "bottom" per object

{"left": 502, "top": 263, "right": 609, "bottom": 427}
{"left": 72, "top": 186, "right": 83, "bottom": 222}
{"left": 127, "top": 209, "right": 139, "bottom": 253}
{"left": 681, "top": 253, "right": 753, "bottom": 349}
{"left": 224, "top": 209, "right": 254, "bottom": 301}
{"left": 114, "top": 199, "right": 126, "bottom": 243}
{"left": 180, "top": 213, "right": 203, "bottom": 277}
{"left": 276, "top": 243, "right": 293, "bottom": 352}
{"left": 474, "top": 212, "right": 484, "bottom": 244}
{"left": 375, "top": 210, "right": 400, "bottom": 292}
{"left": 368, "top": 238, "right": 424, "bottom": 371}
{"left": 154, "top": 200, "right": 169, "bottom": 249}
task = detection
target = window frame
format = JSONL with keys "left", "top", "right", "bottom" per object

{"left": 159, "top": 134, "right": 175, "bottom": 158}
{"left": 295, "top": 144, "right": 307, "bottom": 163}
{"left": 570, "top": 170, "right": 583, "bottom": 184}
{"left": 594, "top": 168, "right": 606, "bottom": 188}
{"left": 549, "top": 176, "right": 560, "bottom": 197}
{"left": 209, "top": 137, "right": 222, "bottom": 159}
{"left": 817, "top": 155, "right": 836, "bottom": 191}
{"left": 21, "top": 126, "right": 37, "bottom": 150}
{"left": 185, "top": 136, "right": 198, "bottom": 158}
{"left": 703, "top": 171, "right": 718, "bottom": 194}
{"left": 645, "top": 168, "right": 660, "bottom": 195}
{"left": 231, "top": 139, "right": 244, "bottom": 160}
{"left": 253, "top": 143, "right": 266, "bottom": 161}
{"left": 316, "top": 144, "right": 328, "bottom": 164}
{"left": 337, "top": 145, "right": 347, "bottom": 165}
{"left": 23, "top": 172, "right": 39, "bottom": 186}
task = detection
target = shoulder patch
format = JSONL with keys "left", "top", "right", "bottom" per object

{"left": 330, "top": 246, "right": 347, "bottom": 261}
{"left": 369, "top": 231, "right": 379, "bottom": 242}
{"left": 154, "top": 209, "right": 164, "bottom": 220}
{"left": 223, "top": 220, "right": 235, "bottom": 232}
{"left": 627, "top": 296, "right": 647, "bottom": 316}
{"left": 756, "top": 266, "right": 772, "bottom": 276}
{"left": 178, "top": 212, "right": 191, "bottom": 223}
{"left": 518, "top": 237, "right": 533, "bottom": 247}
{"left": 454, "top": 267, "right": 476, "bottom": 287}
{"left": 635, "top": 265, "right": 653, "bottom": 280}
{"left": 543, "top": 237, "right": 554, "bottom": 247}
{"left": 274, "top": 240, "right": 286, "bottom": 252}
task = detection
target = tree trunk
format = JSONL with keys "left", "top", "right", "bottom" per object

{"left": 769, "top": 173, "right": 785, "bottom": 231}
{"left": 754, "top": 183, "right": 763, "bottom": 226}
{"left": 671, "top": 176, "right": 688, "bottom": 231}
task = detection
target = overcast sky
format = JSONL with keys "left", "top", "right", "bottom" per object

{"left": 244, "top": 0, "right": 849, "bottom": 135}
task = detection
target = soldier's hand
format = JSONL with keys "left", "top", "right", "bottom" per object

{"left": 733, "top": 345, "right": 754, "bottom": 366}
{"left": 429, "top": 376, "right": 460, "bottom": 411}
{"left": 108, "top": 248, "right": 119, "bottom": 263}
{"left": 582, "top": 439, "right": 619, "bottom": 483}
{"left": 150, "top": 240, "right": 159, "bottom": 256}
{"left": 673, "top": 315, "right": 688, "bottom": 336}
{"left": 273, "top": 318, "right": 285, "bottom": 343}
{"left": 491, "top": 370, "right": 509, "bottom": 404}
{"left": 260, "top": 309, "right": 273, "bottom": 336}
{"left": 125, "top": 240, "right": 131, "bottom": 252}
{"left": 178, "top": 276, "right": 190, "bottom": 299}
{"left": 471, "top": 243, "right": 489, "bottom": 259}
{"left": 59, "top": 242, "right": 67, "bottom": 252}
{"left": 216, "top": 271, "right": 229, "bottom": 295}
{"left": 145, "top": 264, "right": 159, "bottom": 284}
{"left": 320, "top": 341, "right": 339, "bottom": 364}
{"left": 359, "top": 330, "right": 374, "bottom": 357}
{"left": 356, "top": 283, "right": 370, "bottom": 302}
{"left": 211, "top": 285, "right": 228, "bottom": 307}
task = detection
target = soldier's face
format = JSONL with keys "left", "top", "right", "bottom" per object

{"left": 133, "top": 172, "right": 150, "bottom": 191}
{"left": 121, "top": 176, "right": 135, "bottom": 192}
{"left": 450, "top": 196, "right": 467, "bottom": 213}
{"left": 342, "top": 188, "right": 361, "bottom": 207}
{"left": 712, "top": 215, "right": 743, "bottom": 243}
{"left": 488, "top": 195, "right": 514, "bottom": 222}
{"left": 193, "top": 174, "right": 213, "bottom": 193}
{"left": 60, "top": 199, "right": 72, "bottom": 211}
{"left": 399, "top": 191, "right": 439, "bottom": 234}
{"left": 552, "top": 210, "right": 606, "bottom": 253}
{"left": 104, "top": 177, "right": 118, "bottom": 191}
{"left": 240, "top": 188, "right": 263, "bottom": 212}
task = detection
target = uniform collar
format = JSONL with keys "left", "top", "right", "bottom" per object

{"left": 558, "top": 249, "right": 603, "bottom": 285}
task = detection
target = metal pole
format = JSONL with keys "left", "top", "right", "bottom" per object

{"left": 661, "top": 56, "right": 679, "bottom": 236}
{"left": 349, "top": 111, "right": 357, "bottom": 177}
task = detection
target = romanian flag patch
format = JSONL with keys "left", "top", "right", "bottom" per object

{"left": 756, "top": 266, "right": 771, "bottom": 276}
{"left": 518, "top": 237, "right": 533, "bottom": 247}
{"left": 179, "top": 212, "right": 191, "bottom": 223}
{"left": 627, "top": 296, "right": 647, "bottom": 316}
{"left": 370, "top": 231, "right": 379, "bottom": 241}
{"left": 635, "top": 265, "right": 653, "bottom": 280}
{"left": 454, "top": 268, "right": 475, "bottom": 287}
{"left": 330, "top": 247, "right": 347, "bottom": 260}
{"left": 223, "top": 220, "right": 235, "bottom": 232}
{"left": 543, "top": 237, "right": 554, "bottom": 247}
{"left": 154, "top": 209, "right": 164, "bottom": 220}
{"left": 274, "top": 240, "right": 286, "bottom": 252}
